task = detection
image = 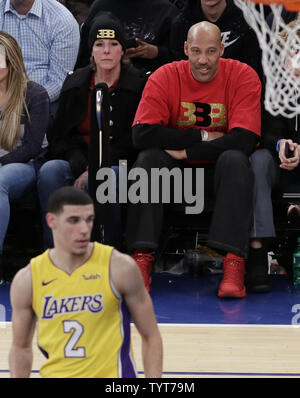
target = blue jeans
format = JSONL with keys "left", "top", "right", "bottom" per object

{"left": 37, "top": 159, "right": 74, "bottom": 248}
{"left": 0, "top": 162, "right": 37, "bottom": 253}
{"left": 37, "top": 160, "right": 123, "bottom": 250}
{"left": 249, "top": 148, "right": 300, "bottom": 239}
{"left": 249, "top": 149, "right": 278, "bottom": 239}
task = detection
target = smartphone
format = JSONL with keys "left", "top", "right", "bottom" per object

{"left": 126, "top": 38, "right": 138, "bottom": 49}
{"left": 285, "top": 141, "right": 294, "bottom": 158}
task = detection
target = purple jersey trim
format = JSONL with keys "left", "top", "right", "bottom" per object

{"left": 119, "top": 300, "right": 137, "bottom": 378}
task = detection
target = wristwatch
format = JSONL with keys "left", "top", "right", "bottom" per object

{"left": 202, "top": 130, "right": 208, "bottom": 141}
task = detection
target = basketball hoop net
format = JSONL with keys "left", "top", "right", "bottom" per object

{"left": 234, "top": 0, "right": 300, "bottom": 118}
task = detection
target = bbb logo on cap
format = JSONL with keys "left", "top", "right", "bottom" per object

{"left": 97, "top": 29, "right": 116, "bottom": 39}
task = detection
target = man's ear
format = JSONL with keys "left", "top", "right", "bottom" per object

{"left": 184, "top": 41, "right": 189, "bottom": 58}
{"left": 219, "top": 42, "right": 224, "bottom": 57}
{"left": 46, "top": 212, "right": 56, "bottom": 229}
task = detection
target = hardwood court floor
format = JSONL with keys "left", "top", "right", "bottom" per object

{"left": 1, "top": 273, "right": 300, "bottom": 378}
{"left": 0, "top": 323, "right": 300, "bottom": 378}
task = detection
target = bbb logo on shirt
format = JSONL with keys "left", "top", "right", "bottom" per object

{"left": 177, "top": 102, "right": 227, "bottom": 129}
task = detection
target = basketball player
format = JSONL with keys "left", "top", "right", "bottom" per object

{"left": 8, "top": 186, "right": 163, "bottom": 378}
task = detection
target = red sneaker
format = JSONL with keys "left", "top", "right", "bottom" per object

{"left": 218, "top": 253, "right": 246, "bottom": 298}
{"left": 131, "top": 251, "right": 154, "bottom": 292}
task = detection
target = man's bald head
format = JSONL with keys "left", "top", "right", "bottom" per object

{"left": 187, "top": 21, "right": 222, "bottom": 45}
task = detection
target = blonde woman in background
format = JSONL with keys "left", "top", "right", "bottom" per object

{"left": 0, "top": 31, "right": 50, "bottom": 283}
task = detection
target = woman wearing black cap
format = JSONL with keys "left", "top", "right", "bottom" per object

{"left": 37, "top": 12, "right": 148, "bottom": 251}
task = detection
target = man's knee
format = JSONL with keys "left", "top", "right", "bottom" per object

{"left": 215, "top": 150, "right": 254, "bottom": 190}
{"left": 134, "top": 148, "right": 169, "bottom": 169}
{"left": 38, "top": 160, "right": 71, "bottom": 182}
{"left": 250, "top": 148, "right": 275, "bottom": 175}
{"left": 217, "top": 150, "right": 249, "bottom": 168}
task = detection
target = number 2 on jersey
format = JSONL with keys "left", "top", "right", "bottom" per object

{"left": 63, "top": 320, "right": 86, "bottom": 358}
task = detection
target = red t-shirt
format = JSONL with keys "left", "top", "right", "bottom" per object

{"left": 133, "top": 59, "right": 261, "bottom": 137}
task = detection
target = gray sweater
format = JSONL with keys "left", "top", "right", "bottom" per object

{"left": 0, "top": 80, "right": 50, "bottom": 165}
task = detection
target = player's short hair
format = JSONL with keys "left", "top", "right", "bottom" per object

{"left": 47, "top": 186, "right": 94, "bottom": 214}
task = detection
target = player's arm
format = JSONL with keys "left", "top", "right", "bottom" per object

{"left": 110, "top": 250, "right": 163, "bottom": 378}
{"left": 9, "top": 264, "right": 36, "bottom": 378}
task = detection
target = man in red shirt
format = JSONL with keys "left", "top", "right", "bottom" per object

{"left": 127, "top": 21, "right": 261, "bottom": 298}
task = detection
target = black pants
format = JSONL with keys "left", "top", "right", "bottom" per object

{"left": 125, "top": 148, "right": 254, "bottom": 258}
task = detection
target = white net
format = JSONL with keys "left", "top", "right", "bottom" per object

{"left": 234, "top": 0, "right": 300, "bottom": 118}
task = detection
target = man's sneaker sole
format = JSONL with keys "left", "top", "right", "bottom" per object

{"left": 218, "top": 285, "right": 246, "bottom": 298}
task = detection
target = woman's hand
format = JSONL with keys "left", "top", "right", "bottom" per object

{"left": 278, "top": 139, "right": 300, "bottom": 170}
{"left": 73, "top": 170, "right": 88, "bottom": 190}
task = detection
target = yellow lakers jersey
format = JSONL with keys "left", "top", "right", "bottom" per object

{"left": 31, "top": 242, "right": 137, "bottom": 378}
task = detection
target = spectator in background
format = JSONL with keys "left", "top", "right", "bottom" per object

{"left": 75, "top": 0, "right": 180, "bottom": 72}
{"left": 247, "top": 107, "right": 300, "bottom": 293}
{"left": 127, "top": 22, "right": 261, "bottom": 296}
{"left": 247, "top": 20, "right": 300, "bottom": 293}
{"left": 0, "top": 0, "right": 80, "bottom": 118}
{"left": 0, "top": 31, "right": 50, "bottom": 283}
{"left": 170, "top": 0, "right": 263, "bottom": 79}
{"left": 37, "top": 12, "right": 148, "bottom": 251}
{"left": 59, "top": 0, "right": 95, "bottom": 26}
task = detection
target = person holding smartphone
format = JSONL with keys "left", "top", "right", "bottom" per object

{"left": 74, "top": 0, "right": 180, "bottom": 72}
{"left": 246, "top": 21, "right": 300, "bottom": 294}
